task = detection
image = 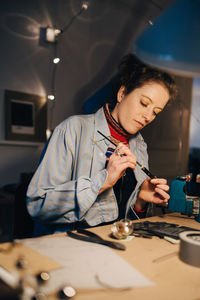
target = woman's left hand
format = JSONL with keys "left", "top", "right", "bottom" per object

{"left": 135, "top": 177, "right": 170, "bottom": 210}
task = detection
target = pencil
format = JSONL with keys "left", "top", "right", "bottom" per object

{"left": 97, "top": 130, "right": 156, "bottom": 179}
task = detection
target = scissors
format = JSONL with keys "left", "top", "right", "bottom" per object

{"left": 67, "top": 228, "right": 126, "bottom": 251}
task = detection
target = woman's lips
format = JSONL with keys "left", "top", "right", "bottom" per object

{"left": 135, "top": 120, "right": 143, "bottom": 128}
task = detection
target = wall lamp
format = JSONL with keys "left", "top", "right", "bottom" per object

{"left": 44, "top": 27, "right": 61, "bottom": 43}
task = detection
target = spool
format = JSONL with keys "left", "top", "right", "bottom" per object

{"left": 179, "top": 231, "right": 200, "bottom": 267}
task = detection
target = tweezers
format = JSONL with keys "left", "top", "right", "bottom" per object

{"left": 67, "top": 228, "right": 126, "bottom": 251}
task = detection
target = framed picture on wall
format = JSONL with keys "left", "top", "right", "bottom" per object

{"left": 5, "top": 90, "right": 47, "bottom": 142}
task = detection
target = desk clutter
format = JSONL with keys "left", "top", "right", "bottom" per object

{"left": 0, "top": 241, "right": 61, "bottom": 300}
{"left": 0, "top": 214, "right": 200, "bottom": 300}
{"left": 169, "top": 173, "right": 200, "bottom": 223}
{"left": 131, "top": 220, "right": 200, "bottom": 240}
{"left": 0, "top": 235, "right": 153, "bottom": 299}
{"left": 179, "top": 230, "right": 200, "bottom": 268}
{"left": 0, "top": 260, "right": 76, "bottom": 300}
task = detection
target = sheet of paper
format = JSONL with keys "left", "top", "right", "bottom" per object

{"left": 21, "top": 236, "right": 153, "bottom": 293}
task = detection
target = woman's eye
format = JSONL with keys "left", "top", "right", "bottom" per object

{"left": 140, "top": 100, "right": 148, "bottom": 107}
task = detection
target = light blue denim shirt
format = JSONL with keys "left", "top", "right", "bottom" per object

{"left": 26, "top": 107, "right": 148, "bottom": 233}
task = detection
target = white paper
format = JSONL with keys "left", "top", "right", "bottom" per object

{"left": 21, "top": 236, "right": 153, "bottom": 293}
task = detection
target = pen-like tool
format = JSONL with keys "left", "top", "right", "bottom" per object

{"left": 136, "top": 161, "right": 156, "bottom": 179}
{"left": 97, "top": 130, "right": 156, "bottom": 179}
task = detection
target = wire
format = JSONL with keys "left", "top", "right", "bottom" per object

{"left": 61, "top": 8, "right": 85, "bottom": 34}
{"left": 48, "top": 4, "right": 88, "bottom": 130}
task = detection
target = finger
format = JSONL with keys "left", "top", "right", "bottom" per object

{"left": 150, "top": 192, "right": 170, "bottom": 203}
{"left": 154, "top": 188, "right": 170, "bottom": 200}
{"left": 155, "top": 184, "right": 169, "bottom": 192}
{"left": 152, "top": 198, "right": 168, "bottom": 204}
{"left": 120, "top": 161, "right": 137, "bottom": 170}
{"left": 118, "top": 158, "right": 137, "bottom": 171}
{"left": 150, "top": 178, "right": 167, "bottom": 185}
{"left": 112, "top": 149, "right": 136, "bottom": 165}
{"left": 163, "top": 199, "right": 169, "bottom": 203}
{"left": 107, "top": 156, "right": 136, "bottom": 173}
{"left": 111, "top": 160, "right": 136, "bottom": 173}
{"left": 117, "top": 143, "right": 135, "bottom": 158}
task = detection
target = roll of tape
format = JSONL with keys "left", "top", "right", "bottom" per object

{"left": 179, "top": 231, "right": 200, "bottom": 267}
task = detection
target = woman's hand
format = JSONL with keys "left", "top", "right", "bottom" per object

{"left": 99, "top": 143, "right": 136, "bottom": 194}
{"left": 134, "top": 177, "right": 170, "bottom": 210}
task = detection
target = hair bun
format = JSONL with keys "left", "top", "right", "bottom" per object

{"left": 116, "top": 53, "right": 177, "bottom": 102}
{"left": 118, "top": 54, "right": 145, "bottom": 76}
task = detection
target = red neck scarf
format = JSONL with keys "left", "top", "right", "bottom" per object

{"left": 103, "top": 103, "right": 131, "bottom": 145}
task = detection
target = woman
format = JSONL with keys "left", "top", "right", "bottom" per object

{"left": 27, "top": 54, "right": 177, "bottom": 236}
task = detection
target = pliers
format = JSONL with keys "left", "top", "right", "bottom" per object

{"left": 67, "top": 228, "right": 126, "bottom": 251}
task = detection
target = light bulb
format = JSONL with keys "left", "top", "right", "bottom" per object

{"left": 53, "top": 57, "right": 60, "bottom": 64}
{"left": 54, "top": 29, "right": 61, "bottom": 36}
{"left": 47, "top": 95, "right": 55, "bottom": 101}
{"left": 82, "top": 1, "right": 89, "bottom": 10}
{"left": 148, "top": 20, "right": 153, "bottom": 25}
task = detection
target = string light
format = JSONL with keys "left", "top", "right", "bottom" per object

{"left": 148, "top": 20, "right": 153, "bottom": 25}
{"left": 47, "top": 95, "right": 55, "bottom": 101}
{"left": 45, "top": 1, "right": 89, "bottom": 132}
{"left": 53, "top": 57, "right": 60, "bottom": 64}
{"left": 82, "top": 1, "right": 89, "bottom": 10}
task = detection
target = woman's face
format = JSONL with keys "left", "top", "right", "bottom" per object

{"left": 111, "top": 81, "right": 170, "bottom": 135}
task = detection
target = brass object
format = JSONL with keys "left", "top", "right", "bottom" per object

{"left": 111, "top": 219, "right": 133, "bottom": 239}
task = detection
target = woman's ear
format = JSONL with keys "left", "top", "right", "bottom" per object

{"left": 117, "top": 86, "right": 125, "bottom": 103}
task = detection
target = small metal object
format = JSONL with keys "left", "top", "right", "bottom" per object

{"left": 58, "top": 286, "right": 76, "bottom": 299}
{"left": 111, "top": 219, "right": 133, "bottom": 240}
{"left": 196, "top": 174, "right": 200, "bottom": 183}
{"left": 115, "top": 149, "right": 120, "bottom": 156}
{"left": 36, "top": 271, "right": 50, "bottom": 284}
{"left": 186, "top": 173, "right": 192, "bottom": 182}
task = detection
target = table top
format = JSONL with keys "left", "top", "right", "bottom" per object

{"left": 1, "top": 213, "right": 200, "bottom": 300}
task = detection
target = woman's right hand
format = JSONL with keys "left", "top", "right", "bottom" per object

{"left": 99, "top": 143, "right": 136, "bottom": 194}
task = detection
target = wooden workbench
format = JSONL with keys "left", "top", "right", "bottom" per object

{"left": 0, "top": 213, "right": 200, "bottom": 300}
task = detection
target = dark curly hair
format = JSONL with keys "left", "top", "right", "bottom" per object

{"left": 109, "top": 54, "right": 178, "bottom": 108}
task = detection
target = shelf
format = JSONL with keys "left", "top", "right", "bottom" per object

{"left": 0, "top": 140, "right": 45, "bottom": 147}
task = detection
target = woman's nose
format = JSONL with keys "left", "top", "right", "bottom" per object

{"left": 142, "top": 109, "right": 153, "bottom": 122}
